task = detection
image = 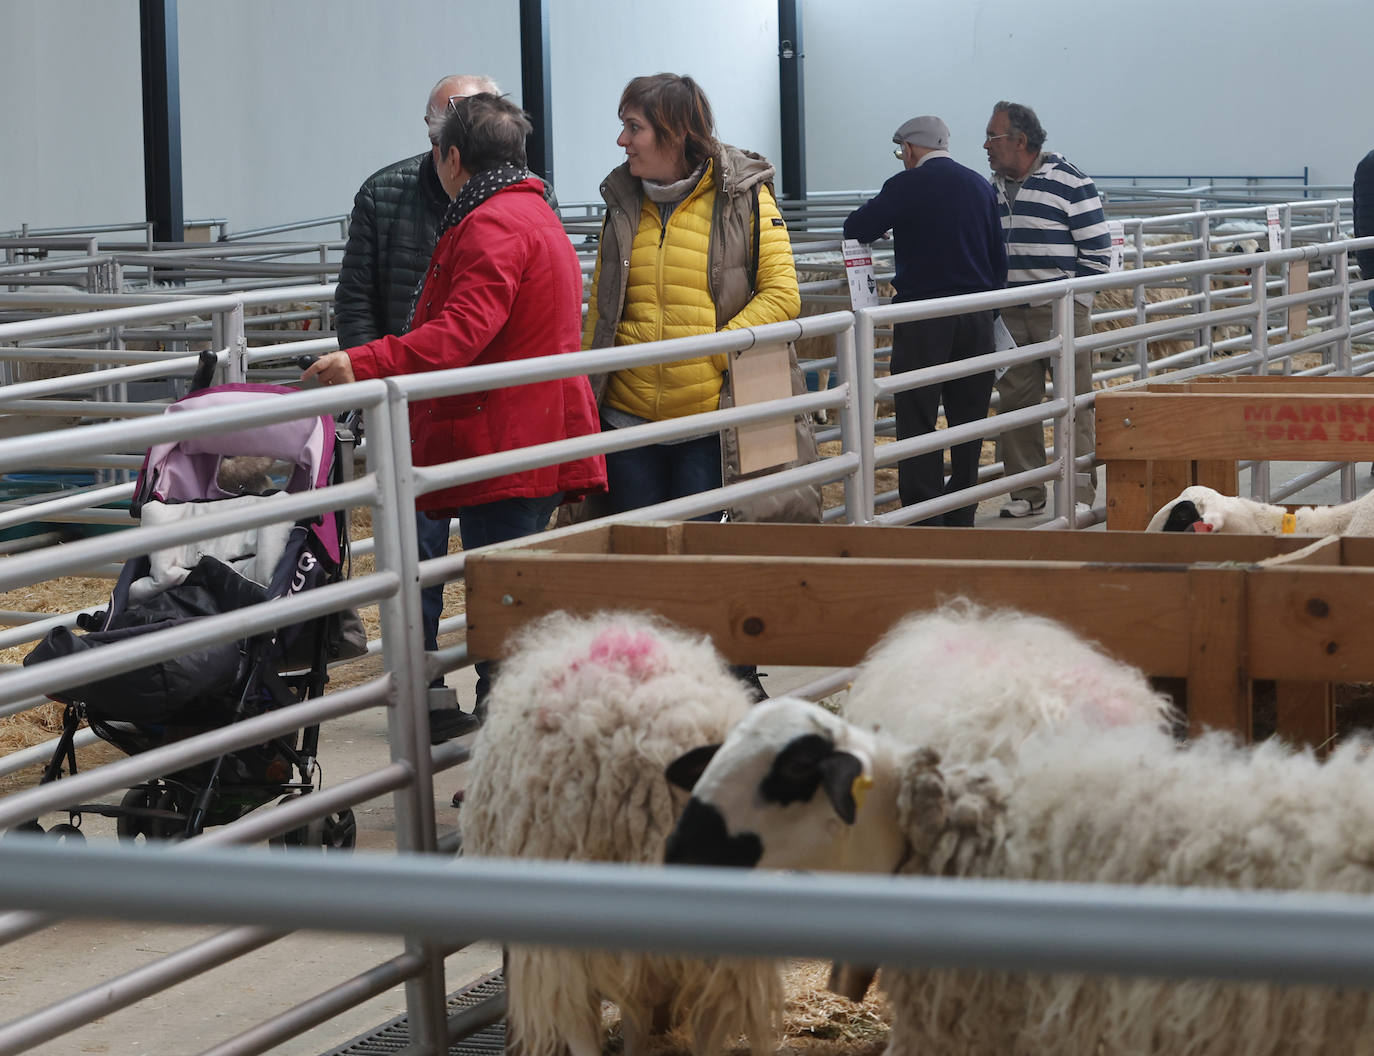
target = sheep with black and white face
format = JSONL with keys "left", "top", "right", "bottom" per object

{"left": 1148, "top": 483, "right": 1374, "bottom": 535}
{"left": 663, "top": 605, "right": 1374, "bottom": 1056}
{"left": 666, "top": 698, "right": 902, "bottom": 874}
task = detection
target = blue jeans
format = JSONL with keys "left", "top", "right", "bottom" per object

{"left": 457, "top": 493, "right": 562, "bottom": 703}
{"left": 604, "top": 426, "right": 722, "bottom": 522}
{"left": 416, "top": 511, "right": 452, "bottom": 657}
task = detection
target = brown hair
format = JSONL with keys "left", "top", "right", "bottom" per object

{"left": 618, "top": 73, "right": 719, "bottom": 173}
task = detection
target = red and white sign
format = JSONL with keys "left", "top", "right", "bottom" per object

{"left": 1107, "top": 220, "right": 1125, "bottom": 272}
{"left": 842, "top": 238, "right": 880, "bottom": 309}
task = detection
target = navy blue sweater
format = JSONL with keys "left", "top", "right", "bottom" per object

{"left": 1355, "top": 149, "right": 1374, "bottom": 282}
{"left": 844, "top": 155, "right": 1006, "bottom": 302}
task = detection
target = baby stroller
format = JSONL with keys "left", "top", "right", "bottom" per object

{"left": 16, "top": 379, "right": 361, "bottom": 848}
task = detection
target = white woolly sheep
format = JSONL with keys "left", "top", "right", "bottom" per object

{"left": 460, "top": 611, "right": 780, "bottom": 1056}
{"left": 665, "top": 603, "right": 1175, "bottom": 878}
{"left": 842, "top": 602, "right": 1177, "bottom": 766}
{"left": 665, "top": 608, "right": 1374, "bottom": 1056}
{"left": 1147, "top": 483, "right": 1374, "bottom": 535}
{"left": 667, "top": 603, "right": 1175, "bottom": 1002}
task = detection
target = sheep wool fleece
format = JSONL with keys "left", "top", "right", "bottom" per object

{"left": 461, "top": 611, "right": 780, "bottom": 1056}
{"left": 844, "top": 601, "right": 1177, "bottom": 766}
{"left": 891, "top": 727, "right": 1374, "bottom": 1056}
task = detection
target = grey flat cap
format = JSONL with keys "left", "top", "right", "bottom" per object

{"left": 893, "top": 115, "right": 950, "bottom": 151}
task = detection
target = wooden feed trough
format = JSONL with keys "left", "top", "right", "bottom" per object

{"left": 465, "top": 521, "right": 1374, "bottom": 748}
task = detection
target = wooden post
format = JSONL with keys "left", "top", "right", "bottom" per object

{"left": 1105, "top": 461, "right": 1148, "bottom": 530}
{"left": 1193, "top": 459, "right": 1238, "bottom": 494}
{"left": 1274, "top": 682, "right": 1335, "bottom": 752}
{"left": 1186, "top": 567, "right": 1250, "bottom": 739}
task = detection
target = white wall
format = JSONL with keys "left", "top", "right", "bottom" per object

{"left": 1, "top": 2, "right": 145, "bottom": 231}
{"left": 547, "top": 0, "right": 781, "bottom": 209}
{"left": 1, "top": 0, "right": 1364, "bottom": 234}
{"left": 179, "top": 0, "right": 521, "bottom": 234}
{"left": 804, "top": 0, "right": 1366, "bottom": 195}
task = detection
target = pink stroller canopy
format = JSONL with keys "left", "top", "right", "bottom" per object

{"left": 139, "top": 384, "right": 334, "bottom": 502}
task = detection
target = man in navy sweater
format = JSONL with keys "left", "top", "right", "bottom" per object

{"left": 844, "top": 116, "right": 1006, "bottom": 526}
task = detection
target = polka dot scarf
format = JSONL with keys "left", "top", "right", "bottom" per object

{"left": 404, "top": 162, "right": 530, "bottom": 331}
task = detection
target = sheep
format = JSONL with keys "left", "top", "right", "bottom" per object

{"left": 664, "top": 607, "right": 1374, "bottom": 1056}
{"left": 459, "top": 610, "right": 780, "bottom": 1056}
{"left": 841, "top": 602, "right": 1177, "bottom": 765}
{"left": 1147, "top": 483, "right": 1374, "bottom": 535}
{"left": 669, "top": 603, "right": 1175, "bottom": 1000}
{"left": 666, "top": 602, "right": 1175, "bottom": 880}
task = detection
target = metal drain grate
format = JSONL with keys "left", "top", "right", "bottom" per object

{"left": 321, "top": 970, "right": 506, "bottom": 1056}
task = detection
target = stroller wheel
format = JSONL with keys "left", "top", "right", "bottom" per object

{"left": 2, "top": 820, "right": 44, "bottom": 841}
{"left": 47, "top": 823, "right": 86, "bottom": 846}
{"left": 117, "top": 786, "right": 186, "bottom": 844}
{"left": 270, "top": 799, "right": 356, "bottom": 852}
{"left": 322, "top": 810, "right": 357, "bottom": 851}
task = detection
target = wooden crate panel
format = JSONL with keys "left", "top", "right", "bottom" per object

{"left": 462, "top": 522, "right": 1374, "bottom": 746}
{"left": 1097, "top": 392, "right": 1374, "bottom": 462}
{"left": 466, "top": 551, "right": 1193, "bottom": 671}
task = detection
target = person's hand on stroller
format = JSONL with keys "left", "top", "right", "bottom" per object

{"left": 302, "top": 352, "right": 356, "bottom": 387}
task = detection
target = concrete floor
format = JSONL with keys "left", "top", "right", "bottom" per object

{"left": 0, "top": 702, "right": 500, "bottom": 1056}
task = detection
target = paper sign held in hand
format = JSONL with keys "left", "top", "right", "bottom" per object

{"left": 842, "top": 238, "right": 880, "bottom": 309}
{"left": 1107, "top": 220, "right": 1125, "bottom": 272}
{"left": 730, "top": 341, "right": 799, "bottom": 474}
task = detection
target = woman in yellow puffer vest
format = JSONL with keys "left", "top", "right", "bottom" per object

{"left": 583, "top": 73, "right": 800, "bottom": 517}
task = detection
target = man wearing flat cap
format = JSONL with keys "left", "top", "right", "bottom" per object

{"left": 844, "top": 115, "right": 1006, "bottom": 526}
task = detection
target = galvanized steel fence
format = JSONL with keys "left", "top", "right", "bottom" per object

{"left": 0, "top": 212, "right": 1370, "bottom": 1053}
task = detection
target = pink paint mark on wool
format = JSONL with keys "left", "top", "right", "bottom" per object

{"left": 1093, "top": 696, "right": 1143, "bottom": 726}
{"left": 1064, "top": 668, "right": 1141, "bottom": 726}
{"left": 570, "top": 627, "right": 666, "bottom": 680}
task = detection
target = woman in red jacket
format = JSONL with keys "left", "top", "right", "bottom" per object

{"left": 306, "top": 93, "right": 605, "bottom": 722}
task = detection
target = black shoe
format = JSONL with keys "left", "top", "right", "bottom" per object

{"left": 732, "top": 668, "right": 769, "bottom": 704}
{"left": 429, "top": 708, "right": 482, "bottom": 745}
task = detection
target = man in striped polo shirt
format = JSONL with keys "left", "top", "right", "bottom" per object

{"left": 985, "top": 101, "right": 1109, "bottom": 519}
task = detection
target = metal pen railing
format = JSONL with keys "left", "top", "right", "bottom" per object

{"left": 0, "top": 218, "right": 1371, "bottom": 1054}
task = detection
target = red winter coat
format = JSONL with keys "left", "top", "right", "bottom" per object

{"left": 348, "top": 178, "right": 606, "bottom": 514}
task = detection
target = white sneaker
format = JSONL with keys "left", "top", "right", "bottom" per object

{"left": 1000, "top": 498, "right": 1046, "bottom": 519}
{"left": 1074, "top": 502, "right": 1094, "bottom": 522}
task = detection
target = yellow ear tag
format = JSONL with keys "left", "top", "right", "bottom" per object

{"left": 1281, "top": 512, "right": 1297, "bottom": 535}
{"left": 851, "top": 773, "right": 874, "bottom": 811}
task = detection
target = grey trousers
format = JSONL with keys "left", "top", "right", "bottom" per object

{"left": 994, "top": 300, "right": 1096, "bottom": 507}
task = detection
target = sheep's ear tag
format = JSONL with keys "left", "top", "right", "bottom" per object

{"left": 1281, "top": 512, "right": 1297, "bottom": 534}
{"left": 851, "top": 773, "right": 874, "bottom": 812}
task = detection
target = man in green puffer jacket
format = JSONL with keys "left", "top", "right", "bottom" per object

{"left": 335, "top": 74, "right": 501, "bottom": 349}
